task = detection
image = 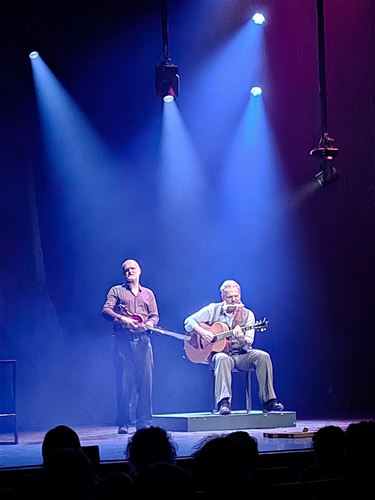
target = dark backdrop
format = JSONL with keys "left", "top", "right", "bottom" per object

{"left": 1, "top": 0, "right": 374, "bottom": 429}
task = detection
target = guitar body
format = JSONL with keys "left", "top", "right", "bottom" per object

{"left": 116, "top": 305, "right": 146, "bottom": 335}
{"left": 120, "top": 308, "right": 144, "bottom": 324}
{"left": 184, "top": 322, "right": 229, "bottom": 364}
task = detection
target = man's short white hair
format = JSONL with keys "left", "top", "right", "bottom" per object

{"left": 219, "top": 280, "right": 241, "bottom": 293}
{"left": 121, "top": 259, "right": 141, "bottom": 273}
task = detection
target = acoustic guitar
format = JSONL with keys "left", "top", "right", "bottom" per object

{"left": 183, "top": 319, "right": 268, "bottom": 364}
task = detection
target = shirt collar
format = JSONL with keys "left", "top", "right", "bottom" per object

{"left": 123, "top": 282, "right": 143, "bottom": 292}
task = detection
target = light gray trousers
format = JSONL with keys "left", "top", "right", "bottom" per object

{"left": 212, "top": 349, "right": 277, "bottom": 407}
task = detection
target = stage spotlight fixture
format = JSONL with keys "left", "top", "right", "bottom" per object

{"left": 163, "top": 94, "right": 174, "bottom": 103}
{"left": 155, "top": 63, "right": 180, "bottom": 101}
{"left": 29, "top": 51, "right": 39, "bottom": 59}
{"left": 250, "top": 86, "right": 262, "bottom": 97}
{"left": 252, "top": 13, "right": 266, "bottom": 25}
{"left": 314, "top": 164, "right": 338, "bottom": 187}
{"left": 310, "top": 134, "right": 339, "bottom": 187}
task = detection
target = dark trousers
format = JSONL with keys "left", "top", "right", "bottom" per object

{"left": 114, "top": 334, "right": 153, "bottom": 429}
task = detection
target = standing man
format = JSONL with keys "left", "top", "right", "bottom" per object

{"left": 102, "top": 259, "right": 159, "bottom": 434}
{"left": 184, "top": 280, "right": 284, "bottom": 415}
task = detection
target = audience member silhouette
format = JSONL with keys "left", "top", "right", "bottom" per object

{"left": 344, "top": 420, "right": 375, "bottom": 498}
{"left": 226, "top": 431, "right": 261, "bottom": 492}
{"left": 42, "top": 424, "right": 81, "bottom": 464}
{"left": 125, "top": 425, "right": 177, "bottom": 476}
{"left": 14, "top": 424, "right": 84, "bottom": 499}
{"left": 192, "top": 433, "right": 256, "bottom": 495}
{"left": 41, "top": 447, "right": 95, "bottom": 500}
{"left": 6, "top": 419, "right": 375, "bottom": 500}
{"left": 226, "top": 430, "right": 259, "bottom": 466}
{"left": 298, "top": 425, "right": 346, "bottom": 482}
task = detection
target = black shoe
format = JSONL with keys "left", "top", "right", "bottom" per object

{"left": 263, "top": 399, "right": 284, "bottom": 412}
{"left": 218, "top": 398, "right": 231, "bottom": 415}
{"left": 118, "top": 425, "right": 129, "bottom": 434}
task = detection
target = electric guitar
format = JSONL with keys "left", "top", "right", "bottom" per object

{"left": 183, "top": 319, "right": 268, "bottom": 364}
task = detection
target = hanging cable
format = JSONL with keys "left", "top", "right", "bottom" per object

{"left": 310, "top": 0, "right": 339, "bottom": 187}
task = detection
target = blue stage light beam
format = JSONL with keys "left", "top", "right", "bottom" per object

{"left": 29, "top": 54, "right": 130, "bottom": 227}
{"left": 160, "top": 99, "right": 204, "bottom": 210}
{"left": 29, "top": 55, "right": 132, "bottom": 280}
{"left": 219, "top": 94, "right": 315, "bottom": 357}
{"left": 184, "top": 18, "right": 265, "bottom": 162}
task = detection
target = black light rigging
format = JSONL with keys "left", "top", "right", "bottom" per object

{"left": 155, "top": 0, "right": 180, "bottom": 101}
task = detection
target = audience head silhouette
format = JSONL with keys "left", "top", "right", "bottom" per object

{"left": 193, "top": 434, "right": 254, "bottom": 494}
{"left": 226, "top": 430, "right": 259, "bottom": 463}
{"left": 42, "top": 425, "right": 81, "bottom": 464}
{"left": 125, "top": 426, "right": 177, "bottom": 475}
{"left": 298, "top": 424, "right": 346, "bottom": 482}
{"left": 312, "top": 425, "right": 345, "bottom": 462}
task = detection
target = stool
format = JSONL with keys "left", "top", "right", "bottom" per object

{"left": 210, "top": 367, "right": 253, "bottom": 413}
{"left": 0, "top": 359, "right": 18, "bottom": 444}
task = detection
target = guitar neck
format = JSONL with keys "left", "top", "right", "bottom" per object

{"left": 214, "top": 324, "right": 257, "bottom": 342}
{"left": 149, "top": 327, "right": 191, "bottom": 341}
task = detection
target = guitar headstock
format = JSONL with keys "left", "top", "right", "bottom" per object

{"left": 253, "top": 317, "right": 269, "bottom": 332}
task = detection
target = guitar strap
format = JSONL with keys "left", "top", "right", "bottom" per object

{"left": 233, "top": 306, "right": 247, "bottom": 327}
{"left": 228, "top": 306, "right": 247, "bottom": 354}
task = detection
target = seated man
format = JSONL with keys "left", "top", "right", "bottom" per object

{"left": 184, "top": 280, "right": 284, "bottom": 415}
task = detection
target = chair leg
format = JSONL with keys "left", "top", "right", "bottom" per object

{"left": 245, "top": 370, "right": 252, "bottom": 413}
{"left": 211, "top": 370, "right": 216, "bottom": 413}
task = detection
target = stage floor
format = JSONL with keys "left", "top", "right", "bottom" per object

{"left": 0, "top": 417, "right": 362, "bottom": 470}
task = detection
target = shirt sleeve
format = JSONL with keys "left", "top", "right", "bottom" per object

{"left": 145, "top": 290, "right": 159, "bottom": 327}
{"left": 102, "top": 287, "right": 121, "bottom": 322}
{"left": 184, "top": 303, "right": 215, "bottom": 332}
